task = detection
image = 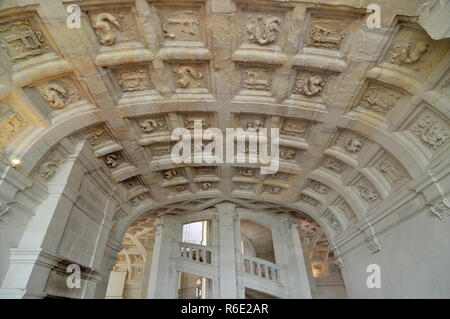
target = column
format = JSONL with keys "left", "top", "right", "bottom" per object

{"left": 147, "top": 215, "right": 179, "bottom": 298}
{"left": 215, "top": 202, "right": 240, "bottom": 298}
{"left": 273, "top": 214, "right": 312, "bottom": 298}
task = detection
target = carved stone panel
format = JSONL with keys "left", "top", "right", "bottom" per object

{"left": 0, "top": 19, "right": 50, "bottom": 62}
{"left": 306, "top": 16, "right": 350, "bottom": 50}
{"left": 171, "top": 64, "right": 207, "bottom": 89}
{"left": 409, "top": 111, "right": 449, "bottom": 150}
{"left": 357, "top": 82, "right": 405, "bottom": 116}
{"left": 158, "top": 7, "right": 202, "bottom": 42}
{"left": 83, "top": 126, "right": 111, "bottom": 146}
{"left": 292, "top": 71, "right": 327, "bottom": 97}
{"left": 244, "top": 13, "right": 282, "bottom": 46}
{"left": 88, "top": 8, "right": 136, "bottom": 46}
{"left": 138, "top": 117, "right": 169, "bottom": 134}
{"left": 242, "top": 67, "right": 272, "bottom": 91}
{"left": 0, "top": 104, "right": 27, "bottom": 150}
{"left": 375, "top": 155, "right": 406, "bottom": 186}
{"left": 39, "top": 80, "right": 81, "bottom": 110}
{"left": 114, "top": 65, "right": 153, "bottom": 92}
{"left": 281, "top": 118, "right": 310, "bottom": 137}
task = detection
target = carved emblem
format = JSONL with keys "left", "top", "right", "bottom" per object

{"left": 242, "top": 68, "right": 271, "bottom": 91}
{"left": 307, "top": 17, "right": 348, "bottom": 50}
{"left": 117, "top": 68, "right": 152, "bottom": 92}
{"left": 280, "top": 148, "right": 296, "bottom": 160}
{"left": 104, "top": 153, "right": 119, "bottom": 168}
{"left": 391, "top": 40, "right": 429, "bottom": 69}
{"left": 161, "top": 10, "right": 200, "bottom": 41}
{"left": 0, "top": 105, "right": 27, "bottom": 149}
{"left": 173, "top": 66, "right": 204, "bottom": 88}
{"left": 327, "top": 216, "right": 340, "bottom": 231}
{"left": 311, "top": 181, "right": 330, "bottom": 194}
{"left": 411, "top": 115, "right": 448, "bottom": 150}
{"left": 42, "top": 82, "right": 79, "bottom": 109}
{"left": 358, "top": 185, "right": 378, "bottom": 203}
{"left": 246, "top": 16, "right": 281, "bottom": 45}
{"left": 237, "top": 183, "right": 254, "bottom": 191}
{"left": 175, "top": 185, "right": 186, "bottom": 192}
{"left": 360, "top": 83, "right": 404, "bottom": 115}
{"left": 376, "top": 157, "right": 404, "bottom": 185}
{"left": 236, "top": 168, "right": 254, "bottom": 176}
{"left": 199, "top": 182, "right": 213, "bottom": 190}
{"left": 94, "top": 13, "right": 121, "bottom": 46}
{"left": 196, "top": 167, "right": 215, "bottom": 176}
{"left": 241, "top": 119, "right": 264, "bottom": 132}
{"left": 184, "top": 118, "right": 210, "bottom": 129}
{"left": 139, "top": 118, "right": 168, "bottom": 133}
{"left": 37, "top": 151, "right": 61, "bottom": 180}
{"left": 293, "top": 74, "right": 325, "bottom": 97}
{"left": 344, "top": 138, "right": 363, "bottom": 153}
{"left": 163, "top": 170, "right": 178, "bottom": 180}
{"left": 281, "top": 119, "right": 307, "bottom": 136}
{"left": 85, "top": 128, "right": 108, "bottom": 146}
{"left": 152, "top": 145, "right": 171, "bottom": 156}
{"left": 266, "top": 185, "right": 282, "bottom": 194}
{"left": 326, "top": 158, "right": 344, "bottom": 172}
{"left": 0, "top": 20, "right": 45, "bottom": 62}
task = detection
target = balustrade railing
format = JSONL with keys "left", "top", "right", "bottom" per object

{"left": 242, "top": 255, "right": 281, "bottom": 283}
{"left": 179, "top": 242, "right": 212, "bottom": 265}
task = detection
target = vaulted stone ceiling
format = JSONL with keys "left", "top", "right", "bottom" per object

{"left": 0, "top": 0, "right": 449, "bottom": 255}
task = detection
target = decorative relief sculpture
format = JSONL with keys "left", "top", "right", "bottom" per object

{"left": 311, "top": 181, "right": 330, "bottom": 194}
{"left": 246, "top": 16, "right": 281, "bottom": 45}
{"left": 199, "top": 182, "right": 213, "bottom": 191}
{"left": 241, "top": 119, "right": 264, "bottom": 132}
{"left": 280, "top": 148, "right": 296, "bottom": 160}
{"left": 326, "top": 157, "right": 344, "bottom": 172}
{"left": 390, "top": 31, "right": 430, "bottom": 71}
{"left": 281, "top": 119, "right": 307, "bottom": 136}
{"left": 161, "top": 10, "right": 200, "bottom": 41}
{"left": 175, "top": 185, "right": 186, "bottom": 192}
{"left": 430, "top": 199, "right": 450, "bottom": 219}
{"left": 242, "top": 68, "right": 271, "bottom": 91}
{"left": 184, "top": 118, "right": 210, "bottom": 129}
{"left": 293, "top": 73, "right": 325, "bottom": 97}
{"left": 117, "top": 68, "right": 152, "bottom": 92}
{"left": 0, "top": 105, "right": 27, "bottom": 149}
{"left": 85, "top": 127, "right": 109, "bottom": 146}
{"left": 42, "top": 82, "right": 80, "bottom": 109}
{"left": 37, "top": 151, "right": 61, "bottom": 180}
{"left": 307, "top": 17, "right": 348, "bottom": 50}
{"left": 163, "top": 170, "right": 178, "bottom": 180}
{"left": 266, "top": 185, "right": 282, "bottom": 194}
{"left": 139, "top": 118, "right": 168, "bottom": 133}
{"left": 195, "top": 167, "right": 215, "bottom": 176}
{"left": 236, "top": 168, "right": 254, "bottom": 176}
{"left": 299, "top": 194, "right": 319, "bottom": 206}
{"left": 0, "top": 20, "right": 46, "bottom": 62}
{"left": 173, "top": 66, "right": 204, "bottom": 88}
{"left": 359, "top": 83, "right": 404, "bottom": 115}
{"left": 411, "top": 115, "right": 448, "bottom": 150}
{"left": 237, "top": 183, "right": 254, "bottom": 191}
{"left": 94, "top": 13, "right": 121, "bottom": 46}
{"left": 358, "top": 184, "right": 378, "bottom": 203}
{"left": 104, "top": 153, "right": 120, "bottom": 168}
{"left": 341, "top": 137, "right": 364, "bottom": 153}
{"left": 327, "top": 216, "right": 340, "bottom": 231}
{"left": 376, "top": 157, "right": 404, "bottom": 185}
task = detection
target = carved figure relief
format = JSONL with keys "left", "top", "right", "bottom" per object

{"left": 94, "top": 13, "right": 121, "bottom": 46}
{"left": 0, "top": 20, "right": 46, "bottom": 62}
{"left": 359, "top": 83, "right": 404, "bottom": 115}
{"left": 173, "top": 66, "right": 204, "bottom": 88}
{"left": 327, "top": 216, "right": 340, "bottom": 231}
{"left": 307, "top": 17, "right": 348, "bottom": 50}
{"left": 246, "top": 16, "right": 281, "bottom": 45}
{"left": 411, "top": 114, "right": 448, "bottom": 150}
{"left": 293, "top": 73, "right": 325, "bottom": 97}
{"left": 139, "top": 118, "right": 168, "bottom": 133}
{"left": 37, "top": 151, "right": 61, "bottom": 180}
{"left": 117, "top": 68, "right": 152, "bottom": 92}
{"left": 0, "top": 105, "right": 27, "bottom": 149}
{"left": 242, "top": 68, "right": 271, "bottom": 91}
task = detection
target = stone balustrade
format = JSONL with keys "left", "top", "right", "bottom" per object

{"left": 179, "top": 242, "right": 212, "bottom": 265}
{"left": 242, "top": 255, "right": 281, "bottom": 283}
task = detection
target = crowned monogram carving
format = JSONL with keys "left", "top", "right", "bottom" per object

{"left": 358, "top": 184, "right": 378, "bottom": 203}
{"left": 242, "top": 68, "right": 271, "bottom": 91}
{"left": 359, "top": 83, "right": 404, "bottom": 115}
{"left": 293, "top": 73, "right": 326, "bottom": 97}
{"left": 0, "top": 105, "right": 27, "bottom": 149}
{"left": 93, "top": 13, "right": 121, "bottom": 46}
{"left": 307, "top": 17, "right": 349, "bottom": 50}
{"left": 376, "top": 156, "right": 405, "bottom": 185}
{"left": 411, "top": 114, "right": 448, "bottom": 150}
{"left": 0, "top": 20, "right": 46, "bottom": 62}
{"left": 246, "top": 16, "right": 281, "bottom": 45}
